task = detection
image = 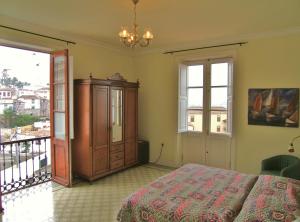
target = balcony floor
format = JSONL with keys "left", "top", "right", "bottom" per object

{"left": 0, "top": 164, "right": 172, "bottom": 222}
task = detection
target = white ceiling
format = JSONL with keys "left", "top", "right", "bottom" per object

{"left": 1, "top": 0, "right": 300, "bottom": 50}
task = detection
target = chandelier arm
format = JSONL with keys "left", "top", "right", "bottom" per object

{"left": 134, "top": 3, "right": 137, "bottom": 29}
{"left": 121, "top": 38, "right": 132, "bottom": 47}
{"left": 132, "top": 1, "right": 138, "bottom": 41}
{"left": 139, "top": 39, "right": 150, "bottom": 47}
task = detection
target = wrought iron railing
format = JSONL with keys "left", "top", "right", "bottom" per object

{"left": 0, "top": 136, "right": 51, "bottom": 194}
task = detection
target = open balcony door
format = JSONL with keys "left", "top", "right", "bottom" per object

{"left": 50, "top": 49, "right": 71, "bottom": 187}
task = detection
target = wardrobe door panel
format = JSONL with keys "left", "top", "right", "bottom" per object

{"left": 125, "top": 140, "right": 136, "bottom": 165}
{"left": 93, "top": 85, "right": 109, "bottom": 149}
{"left": 93, "top": 85, "right": 109, "bottom": 174}
{"left": 93, "top": 148, "right": 109, "bottom": 175}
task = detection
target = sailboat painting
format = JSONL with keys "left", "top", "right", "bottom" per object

{"left": 248, "top": 88, "right": 299, "bottom": 127}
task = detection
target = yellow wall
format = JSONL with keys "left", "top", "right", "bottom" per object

{"left": 0, "top": 28, "right": 135, "bottom": 81}
{"left": 70, "top": 44, "right": 135, "bottom": 81}
{"left": 2, "top": 26, "right": 300, "bottom": 175}
{"left": 235, "top": 34, "right": 300, "bottom": 174}
{"left": 134, "top": 53, "right": 179, "bottom": 166}
{"left": 134, "top": 33, "right": 300, "bottom": 174}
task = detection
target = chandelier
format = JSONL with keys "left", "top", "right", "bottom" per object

{"left": 119, "top": 0, "right": 154, "bottom": 48}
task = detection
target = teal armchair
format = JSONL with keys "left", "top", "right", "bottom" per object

{"left": 261, "top": 155, "right": 300, "bottom": 180}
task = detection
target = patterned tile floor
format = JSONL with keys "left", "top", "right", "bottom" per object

{"left": 0, "top": 164, "right": 172, "bottom": 222}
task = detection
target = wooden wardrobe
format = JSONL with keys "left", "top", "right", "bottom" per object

{"left": 72, "top": 74, "right": 139, "bottom": 181}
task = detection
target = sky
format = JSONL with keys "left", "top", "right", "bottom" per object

{"left": 0, "top": 45, "right": 50, "bottom": 89}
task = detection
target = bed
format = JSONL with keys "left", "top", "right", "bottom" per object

{"left": 117, "top": 164, "right": 300, "bottom": 222}
{"left": 235, "top": 175, "right": 300, "bottom": 221}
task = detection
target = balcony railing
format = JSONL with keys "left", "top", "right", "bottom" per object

{"left": 0, "top": 136, "right": 51, "bottom": 194}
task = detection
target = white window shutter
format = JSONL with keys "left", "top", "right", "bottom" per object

{"left": 227, "top": 60, "right": 234, "bottom": 136}
{"left": 178, "top": 64, "right": 188, "bottom": 133}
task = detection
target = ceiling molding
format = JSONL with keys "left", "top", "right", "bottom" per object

{"left": 133, "top": 26, "right": 300, "bottom": 56}
{"left": 0, "top": 15, "right": 134, "bottom": 56}
{"left": 0, "top": 38, "right": 53, "bottom": 53}
{"left": 1, "top": 15, "right": 299, "bottom": 58}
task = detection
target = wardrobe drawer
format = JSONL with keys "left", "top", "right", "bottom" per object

{"left": 110, "top": 151, "right": 124, "bottom": 162}
{"left": 111, "top": 144, "right": 124, "bottom": 153}
{"left": 110, "top": 159, "right": 124, "bottom": 170}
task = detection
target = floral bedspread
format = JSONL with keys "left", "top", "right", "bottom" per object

{"left": 117, "top": 164, "right": 258, "bottom": 222}
{"left": 234, "top": 175, "right": 300, "bottom": 222}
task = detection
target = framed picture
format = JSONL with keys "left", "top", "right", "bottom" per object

{"left": 248, "top": 88, "right": 299, "bottom": 127}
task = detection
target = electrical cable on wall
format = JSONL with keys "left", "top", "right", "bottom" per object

{"left": 153, "top": 143, "right": 164, "bottom": 164}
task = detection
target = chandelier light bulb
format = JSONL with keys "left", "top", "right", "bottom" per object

{"left": 119, "top": 28, "right": 129, "bottom": 38}
{"left": 143, "top": 30, "right": 153, "bottom": 40}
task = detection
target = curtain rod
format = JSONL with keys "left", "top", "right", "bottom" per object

{"left": 163, "top": 42, "right": 247, "bottom": 54}
{"left": 0, "top": 25, "right": 76, "bottom": 45}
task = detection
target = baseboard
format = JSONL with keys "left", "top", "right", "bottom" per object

{"left": 147, "top": 162, "right": 177, "bottom": 170}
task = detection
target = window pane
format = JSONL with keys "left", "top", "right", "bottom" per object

{"left": 210, "top": 110, "right": 228, "bottom": 133}
{"left": 211, "top": 87, "right": 227, "bottom": 109}
{"left": 188, "top": 110, "right": 203, "bottom": 132}
{"left": 188, "top": 65, "right": 203, "bottom": 87}
{"left": 211, "top": 63, "right": 228, "bottom": 86}
{"left": 54, "top": 84, "right": 65, "bottom": 111}
{"left": 54, "top": 112, "right": 65, "bottom": 140}
{"left": 188, "top": 88, "right": 203, "bottom": 108}
{"left": 54, "top": 56, "right": 65, "bottom": 82}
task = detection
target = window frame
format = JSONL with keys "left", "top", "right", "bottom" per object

{"left": 178, "top": 57, "right": 233, "bottom": 137}
{"left": 208, "top": 58, "right": 233, "bottom": 137}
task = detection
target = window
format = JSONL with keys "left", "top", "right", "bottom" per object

{"left": 3, "top": 92, "right": 6, "bottom": 97}
{"left": 32, "top": 99, "right": 35, "bottom": 104}
{"left": 31, "top": 106, "right": 35, "bottom": 109}
{"left": 7, "top": 92, "right": 10, "bottom": 97}
{"left": 178, "top": 58, "right": 233, "bottom": 135}
{"left": 190, "top": 115, "right": 195, "bottom": 122}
